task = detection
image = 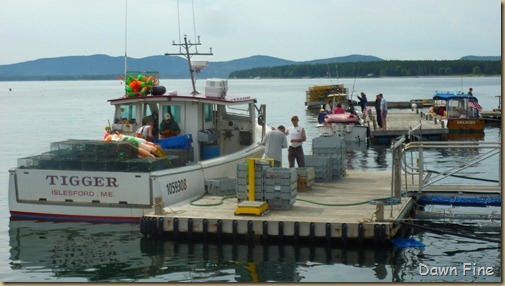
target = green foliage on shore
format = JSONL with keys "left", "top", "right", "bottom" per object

{"left": 229, "top": 60, "right": 501, "bottom": 79}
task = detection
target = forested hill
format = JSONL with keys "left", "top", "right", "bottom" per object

{"left": 0, "top": 54, "right": 500, "bottom": 80}
{"left": 229, "top": 59, "right": 501, "bottom": 79}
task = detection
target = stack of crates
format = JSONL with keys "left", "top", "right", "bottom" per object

{"left": 310, "top": 136, "right": 347, "bottom": 181}
{"left": 236, "top": 160, "right": 271, "bottom": 202}
{"left": 312, "top": 136, "right": 347, "bottom": 181}
{"left": 296, "top": 167, "right": 315, "bottom": 191}
{"left": 204, "top": 177, "right": 237, "bottom": 196}
{"left": 303, "top": 155, "right": 332, "bottom": 182}
{"left": 264, "top": 168, "right": 297, "bottom": 210}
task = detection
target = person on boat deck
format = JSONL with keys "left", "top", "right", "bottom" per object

{"left": 347, "top": 100, "right": 357, "bottom": 115}
{"left": 262, "top": 125, "right": 288, "bottom": 167}
{"left": 333, "top": 103, "right": 346, "bottom": 114}
{"left": 357, "top": 92, "right": 368, "bottom": 112}
{"left": 379, "top": 93, "right": 388, "bottom": 130}
{"left": 159, "top": 113, "right": 181, "bottom": 139}
{"left": 285, "top": 115, "right": 306, "bottom": 168}
{"left": 103, "top": 126, "right": 112, "bottom": 140}
{"left": 135, "top": 119, "right": 154, "bottom": 142}
{"left": 326, "top": 100, "right": 334, "bottom": 112}
{"left": 318, "top": 108, "right": 329, "bottom": 124}
{"left": 468, "top": 87, "right": 473, "bottom": 96}
{"left": 375, "top": 94, "right": 383, "bottom": 129}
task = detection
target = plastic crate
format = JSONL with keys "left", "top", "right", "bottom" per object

{"left": 159, "top": 134, "right": 193, "bottom": 149}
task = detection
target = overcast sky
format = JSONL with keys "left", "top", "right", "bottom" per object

{"left": 0, "top": 0, "right": 501, "bottom": 65}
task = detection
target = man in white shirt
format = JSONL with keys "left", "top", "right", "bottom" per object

{"left": 285, "top": 115, "right": 306, "bottom": 168}
{"left": 379, "top": 93, "right": 388, "bottom": 130}
{"left": 262, "top": 125, "right": 288, "bottom": 167}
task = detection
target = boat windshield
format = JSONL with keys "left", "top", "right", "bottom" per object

{"left": 446, "top": 98, "right": 480, "bottom": 119}
{"left": 225, "top": 103, "right": 250, "bottom": 117}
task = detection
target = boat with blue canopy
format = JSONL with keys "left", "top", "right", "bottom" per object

{"left": 431, "top": 91, "right": 484, "bottom": 132}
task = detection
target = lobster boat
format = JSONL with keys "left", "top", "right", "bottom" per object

{"left": 8, "top": 36, "right": 268, "bottom": 223}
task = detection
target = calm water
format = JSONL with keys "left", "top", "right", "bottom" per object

{"left": 0, "top": 77, "right": 501, "bottom": 282}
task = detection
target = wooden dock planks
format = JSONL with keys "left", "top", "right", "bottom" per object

{"left": 141, "top": 171, "right": 414, "bottom": 243}
{"left": 366, "top": 110, "right": 448, "bottom": 142}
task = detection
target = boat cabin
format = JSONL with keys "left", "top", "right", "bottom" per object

{"left": 432, "top": 92, "right": 484, "bottom": 132}
{"left": 109, "top": 79, "right": 263, "bottom": 164}
{"left": 432, "top": 92, "right": 481, "bottom": 119}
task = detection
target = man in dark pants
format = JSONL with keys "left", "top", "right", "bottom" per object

{"left": 285, "top": 115, "right": 306, "bottom": 168}
{"left": 375, "top": 94, "right": 382, "bottom": 129}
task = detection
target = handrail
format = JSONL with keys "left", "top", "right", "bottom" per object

{"left": 391, "top": 140, "right": 501, "bottom": 197}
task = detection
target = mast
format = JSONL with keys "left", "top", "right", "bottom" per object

{"left": 165, "top": 35, "right": 213, "bottom": 94}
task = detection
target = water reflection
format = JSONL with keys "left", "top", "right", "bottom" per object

{"left": 9, "top": 219, "right": 400, "bottom": 282}
{"left": 447, "top": 131, "right": 485, "bottom": 141}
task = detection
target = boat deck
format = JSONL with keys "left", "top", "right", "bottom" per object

{"left": 140, "top": 171, "right": 414, "bottom": 245}
{"left": 366, "top": 110, "right": 448, "bottom": 144}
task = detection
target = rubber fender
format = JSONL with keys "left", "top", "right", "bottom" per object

{"left": 151, "top": 85, "right": 166, "bottom": 96}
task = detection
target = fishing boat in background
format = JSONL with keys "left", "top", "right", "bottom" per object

{"left": 8, "top": 36, "right": 268, "bottom": 223}
{"left": 431, "top": 91, "right": 485, "bottom": 132}
{"left": 304, "top": 84, "right": 348, "bottom": 110}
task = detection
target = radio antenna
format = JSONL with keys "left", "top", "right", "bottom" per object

{"left": 123, "top": 0, "right": 128, "bottom": 80}
{"left": 165, "top": 35, "right": 213, "bottom": 94}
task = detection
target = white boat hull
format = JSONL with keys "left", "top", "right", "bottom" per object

{"left": 9, "top": 144, "right": 264, "bottom": 222}
{"left": 316, "top": 124, "right": 368, "bottom": 143}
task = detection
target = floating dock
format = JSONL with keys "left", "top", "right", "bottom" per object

{"left": 140, "top": 171, "right": 414, "bottom": 245}
{"left": 366, "top": 110, "right": 448, "bottom": 144}
{"left": 387, "top": 99, "right": 433, "bottom": 109}
{"left": 481, "top": 110, "right": 501, "bottom": 123}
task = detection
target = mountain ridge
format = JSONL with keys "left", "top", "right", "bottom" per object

{"left": 0, "top": 54, "right": 499, "bottom": 80}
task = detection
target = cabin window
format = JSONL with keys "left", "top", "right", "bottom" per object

{"left": 142, "top": 103, "right": 159, "bottom": 124}
{"left": 225, "top": 103, "right": 250, "bottom": 117}
{"left": 118, "top": 104, "right": 136, "bottom": 123}
{"left": 162, "top": 105, "right": 182, "bottom": 123}
{"left": 204, "top": 104, "right": 214, "bottom": 123}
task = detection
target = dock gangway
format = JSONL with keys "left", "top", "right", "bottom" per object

{"left": 389, "top": 135, "right": 501, "bottom": 221}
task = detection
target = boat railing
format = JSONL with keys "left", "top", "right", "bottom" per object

{"left": 391, "top": 139, "right": 501, "bottom": 199}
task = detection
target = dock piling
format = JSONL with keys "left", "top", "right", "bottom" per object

{"left": 376, "top": 201, "right": 384, "bottom": 222}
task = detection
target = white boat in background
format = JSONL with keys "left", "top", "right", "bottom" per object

{"left": 8, "top": 36, "right": 267, "bottom": 223}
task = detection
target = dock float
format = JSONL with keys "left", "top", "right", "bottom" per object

{"left": 367, "top": 110, "right": 448, "bottom": 144}
{"left": 481, "top": 110, "right": 501, "bottom": 123}
{"left": 140, "top": 171, "right": 414, "bottom": 245}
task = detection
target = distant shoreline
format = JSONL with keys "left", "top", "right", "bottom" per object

{"left": 0, "top": 74, "right": 500, "bottom": 82}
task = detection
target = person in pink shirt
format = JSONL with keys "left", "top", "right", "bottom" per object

{"left": 333, "top": 103, "right": 345, "bottom": 114}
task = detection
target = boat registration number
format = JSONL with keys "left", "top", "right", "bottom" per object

{"left": 166, "top": 179, "right": 188, "bottom": 194}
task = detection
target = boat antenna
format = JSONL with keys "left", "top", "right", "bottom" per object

{"left": 123, "top": 0, "right": 128, "bottom": 80}
{"left": 191, "top": 0, "right": 198, "bottom": 49}
{"left": 166, "top": 2, "right": 213, "bottom": 94}
{"left": 350, "top": 63, "right": 359, "bottom": 99}
{"left": 327, "top": 64, "right": 332, "bottom": 85}
{"left": 176, "top": 0, "right": 182, "bottom": 52}
{"left": 335, "top": 64, "right": 339, "bottom": 83}
{"left": 165, "top": 35, "right": 213, "bottom": 95}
